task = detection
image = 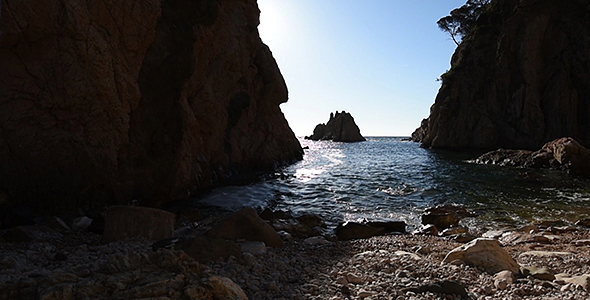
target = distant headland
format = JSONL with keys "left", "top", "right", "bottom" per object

{"left": 305, "top": 111, "right": 366, "bottom": 142}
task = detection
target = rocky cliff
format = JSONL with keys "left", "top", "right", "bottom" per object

{"left": 0, "top": 0, "right": 303, "bottom": 213}
{"left": 418, "top": 0, "right": 590, "bottom": 150}
{"left": 305, "top": 111, "right": 366, "bottom": 142}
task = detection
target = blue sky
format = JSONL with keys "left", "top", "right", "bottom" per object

{"left": 257, "top": 0, "right": 467, "bottom": 136}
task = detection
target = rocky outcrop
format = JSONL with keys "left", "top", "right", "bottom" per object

{"left": 418, "top": 0, "right": 590, "bottom": 150}
{"left": 411, "top": 118, "right": 429, "bottom": 142}
{"left": 0, "top": 0, "right": 303, "bottom": 213}
{"left": 475, "top": 137, "right": 590, "bottom": 177}
{"left": 305, "top": 111, "right": 366, "bottom": 142}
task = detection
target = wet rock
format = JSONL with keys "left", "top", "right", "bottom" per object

{"left": 475, "top": 138, "right": 590, "bottom": 177}
{"left": 366, "top": 220, "right": 406, "bottom": 233}
{"left": 440, "top": 226, "right": 467, "bottom": 236}
{"left": 206, "top": 207, "right": 283, "bottom": 248}
{"left": 413, "top": 224, "right": 439, "bottom": 236}
{"left": 103, "top": 206, "right": 175, "bottom": 243}
{"left": 334, "top": 222, "right": 385, "bottom": 241}
{"left": 421, "top": 205, "right": 469, "bottom": 230}
{"left": 443, "top": 238, "right": 519, "bottom": 274}
{"left": 520, "top": 266, "right": 555, "bottom": 281}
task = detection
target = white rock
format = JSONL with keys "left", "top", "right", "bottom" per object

{"left": 346, "top": 273, "right": 363, "bottom": 284}
{"left": 442, "top": 238, "right": 519, "bottom": 274}
{"left": 394, "top": 251, "right": 421, "bottom": 260}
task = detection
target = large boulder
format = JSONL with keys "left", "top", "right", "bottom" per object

{"left": 0, "top": 0, "right": 302, "bottom": 213}
{"left": 206, "top": 207, "right": 283, "bottom": 248}
{"left": 442, "top": 238, "right": 520, "bottom": 274}
{"left": 417, "top": 0, "right": 590, "bottom": 150}
{"left": 475, "top": 137, "right": 590, "bottom": 177}
{"left": 305, "top": 111, "right": 366, "bottom": 142}
{"left": 102, "top": 206, "right": 175, "bottom": 243}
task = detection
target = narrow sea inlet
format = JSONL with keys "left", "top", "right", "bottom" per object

{"left": 199, "top": 137, "right": 590, "bottom": 230}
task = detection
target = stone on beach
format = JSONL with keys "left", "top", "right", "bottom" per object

{"left": 442, "top": 238, "right": 519, "bottom": 274}
{"left": 206, "top": 207, "right": 283, "bottom": 248}
{"left": 334, "top": 222, "right": 385, "bottom": 241}
{"left": 102, "top": 206, "right": 175, "bottom": 243}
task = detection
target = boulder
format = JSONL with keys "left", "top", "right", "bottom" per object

{"left": 366, "top": 221, "right": 406, "bottom": 233}
{"left": 305, "top": 111, "right": 366, "bottom": 142}
{"left": 475, "top": 137, "right": 590, "bottom": 177}
{"left": 442, "top": 238, "right": 519, "bottom": 274}
{"left": 206, "top": 207, "right": 283, "bottom": 248}
{"left": 334, "top": 222, "right": 385, "bottom": 241}
{"left": 0, "top": 0, "right": 303, "bottom": 214}
{"left": 103, "top": 206, "right": 175, "bottom": 243}
{"left": 421, "top": 205, "right": 469, "bottom": 230}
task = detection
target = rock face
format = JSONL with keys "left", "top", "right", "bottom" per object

{"left": 305, "top": 111, "right": 366, "bottom": 142}
{"left": 417, "top": 0, "right": 590, "bottom": 150}
{"left": 0, "top": 0, "right": 303, "bottom": 212}
{"left": 476, "top": 137, "right": 590, "bottom": 177}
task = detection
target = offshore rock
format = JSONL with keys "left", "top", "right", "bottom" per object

{"left": 0, "top": 0, "right": 303, "bottom": 213}
{"left": 305, "top": 111, "right": 366, "bottom": 142}
{"left": 476, "top": 137, "right": 590, "bottom": 177}
{"left": 419, "top": 0, "right": 590, "bottom": 150}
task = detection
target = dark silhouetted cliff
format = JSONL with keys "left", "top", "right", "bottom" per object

{"left": 306, "top": 111, "right": 366, "bottom": 142}
{"left": 417, "top": 0, "right": 590, "bottom": 150}
{"left": 0, "top": 0, "right": 303, "bottom": 212}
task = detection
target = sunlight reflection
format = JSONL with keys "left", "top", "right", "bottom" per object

{"left": 294, "top": 168, "right": 325, "bottom": 182}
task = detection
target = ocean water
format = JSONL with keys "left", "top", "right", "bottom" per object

{"left": 197, "top": 137, "right": 590, "bottom": 230}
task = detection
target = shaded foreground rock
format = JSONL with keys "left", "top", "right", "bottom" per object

{"left": 102, "top": 206, "right": 175, "bottom": 243}
{"left": 0, "top": 0, "right": 303, "bottom": 213}
{"left": 476, "top": 137, "right": 590, "bottom": 177}
{"left": 0, "top": 248, "right": 246, "bottom": 300}
{"left": 305, "top": 111, "right": 366, "bottom": 142}
{"left": 443, "top": 238, "right": 519, "bottom": 274}
{"left": 206, "top": 207, "right": 283, "bottom": 248}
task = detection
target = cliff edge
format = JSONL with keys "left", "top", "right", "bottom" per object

{"left": 417, "top": 0, "right": 590, "bottom": 150}
{"left": 305, "top": 111, "right": 366, "bottom": 142}
{"left": 0, "top": 0, "right": 303, "bottom": 212}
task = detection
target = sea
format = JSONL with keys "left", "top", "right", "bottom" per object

{"left": 197, "top": 137, "right": 590, "bottom": 231}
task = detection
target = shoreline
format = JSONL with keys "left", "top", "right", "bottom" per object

{"left": 1, "top": 208, "right": 589, "bottom": 300}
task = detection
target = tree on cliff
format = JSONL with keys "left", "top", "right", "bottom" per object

{"left": 437, "top": 0, "right": 491, "bottom": 45}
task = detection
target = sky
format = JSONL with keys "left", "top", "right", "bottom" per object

{"left": 257, "top": 0, "right": 467, "bottom": 137}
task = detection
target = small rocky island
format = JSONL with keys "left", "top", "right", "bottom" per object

{"left": 305, "top": 111, "right": 366, "bottom": 142}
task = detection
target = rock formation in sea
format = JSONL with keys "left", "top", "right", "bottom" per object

{"left": 475, "top": 137, "right": 590, "bottom": 177}
{"left": 416, "top": 0, "right": 590, "bottom": 150}
{"left": 0, "top": 0, "right": 303, "bottom": 213}
{"left": 305, "top": 111, "right": 366, "bottom": 142}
